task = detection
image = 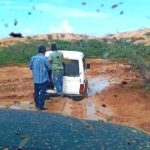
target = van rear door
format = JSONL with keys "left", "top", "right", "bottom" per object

{"left": 63, "top": 59, "right": 80, "bottom": 95}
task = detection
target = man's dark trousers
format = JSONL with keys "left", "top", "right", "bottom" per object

{"left": 34, "top": 82, "right": 47, "bottom": 109}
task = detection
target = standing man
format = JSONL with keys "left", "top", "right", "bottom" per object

{"left": 49, "top": 42, "right": 64, "bottom": 96}
{"left": 29, "top": 45, "right": 50, "bottom": 110}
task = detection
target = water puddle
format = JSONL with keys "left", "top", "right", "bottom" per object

{"left": 88, "top": 76, "right": 109, "bottom": 96}
{"left": 85, "top": 98, "right": 98, "bottom": 120}
{"left": 9, "top": 101, "right": 35, "bottom": 111}
{"left": 85, "top": 76, "right": 111, "bottom": 120}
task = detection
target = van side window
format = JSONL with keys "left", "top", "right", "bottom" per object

{"left": 64, "top": 59, "right": 79, "bottom": 76}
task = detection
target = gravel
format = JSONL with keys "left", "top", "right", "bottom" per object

{"left": 0, "top": 109, "right": 149, "bottom": 150}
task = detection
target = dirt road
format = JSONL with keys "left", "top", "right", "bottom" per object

{"left": 0, "top": 59, "right": 150, "bottom": 133}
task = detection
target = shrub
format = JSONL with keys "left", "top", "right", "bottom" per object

{"left": 0, "top": 39, "right": 149, "bottom": 86}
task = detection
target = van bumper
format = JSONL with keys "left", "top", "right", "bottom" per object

{"left": 46, "top": 91, "right": 84, "bottom": 100}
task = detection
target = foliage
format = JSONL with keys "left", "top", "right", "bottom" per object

{"left": 0, "top": 39, "right": 150, "bottom": 84}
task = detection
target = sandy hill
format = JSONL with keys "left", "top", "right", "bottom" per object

{"left": 0, "top": 33, "right": 94, "bottom": 46}
{"left": 102, "top": 28, "right": 150, "bottom": 45}
{"left": 0, "top": 28, "right": 150, "bottom": 46}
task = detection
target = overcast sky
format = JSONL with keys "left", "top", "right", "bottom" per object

{"left": 0, "top": 0, "right": 150, "bottom": 38}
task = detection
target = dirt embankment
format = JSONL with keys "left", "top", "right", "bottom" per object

{"left": 0, "top": 59, "right": 150, "bottom": 133}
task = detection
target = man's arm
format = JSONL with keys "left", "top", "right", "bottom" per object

{"left": 45, "top": 57, "right": 51, "bottom": 71}
{"left": 28, "top": 57, "right": 33, "bottom": 70}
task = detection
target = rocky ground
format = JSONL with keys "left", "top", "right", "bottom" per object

{"left": 0, "top": 59, "right": 150, "bottom": 133}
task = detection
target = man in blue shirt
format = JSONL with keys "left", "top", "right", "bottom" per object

{"left": 29, "top": 45, "right": 51, "bottom": 110}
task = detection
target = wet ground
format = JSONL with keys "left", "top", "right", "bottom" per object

{"left": 0, "top": 76, "right": 114, "bottom": 122}
{"left": 88, "top": 76, "right": 110, "bottom": 96}
{"left": 0, "top": 109, "right": 150, "bottom": 150}
{"left": 0, "top": 59, "right": 150, "bottom": 133}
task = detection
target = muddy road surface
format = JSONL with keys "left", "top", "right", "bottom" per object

{"left": 0, "top": 59, "right": 150, "bottom": 133}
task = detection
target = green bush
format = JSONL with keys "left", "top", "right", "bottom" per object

{"left": 0, "top": 39, "right": 150, "bottom": 84}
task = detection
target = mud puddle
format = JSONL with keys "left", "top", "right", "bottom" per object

{"left": 85, "top": 76, "right": 113, "bottom": 121}
{"left": 85, "top": 96, "right": 113, "bottom": 121}
{"left": 88, "top": 76, "right": 109, "bottom": 96}
{"left": 9, "top": 101, "right": 35, "bottom": 110}
{"left": 85, "top": 98, "right": 98, "bottom": 120}
{"left": 0, "top": 101, "right": 36, "bottom": 111}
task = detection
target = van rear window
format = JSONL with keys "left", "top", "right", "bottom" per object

{"left": 64, "top": 59, "right": 79, "bottom": 76}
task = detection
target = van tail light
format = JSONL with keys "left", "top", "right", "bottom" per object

{"left": 79, "top": 84, "right": 84, "bottom": 95}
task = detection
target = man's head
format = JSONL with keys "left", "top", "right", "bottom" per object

{"left": 38, "top": 45, "right": 46, "bottom": 54}
{"left": 51, "top": 42, "right": 57, "bottom": 51}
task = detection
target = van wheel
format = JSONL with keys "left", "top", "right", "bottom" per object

{"left": 72, "top": 96, "right": 83, "bottom": 101}
{"left": 72, "top": 93, "right": 88, "bottom": 101}
{"left": 83, "top": 82, "right": 88, "bottom": 98}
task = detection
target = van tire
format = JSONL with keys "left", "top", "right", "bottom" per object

{"left": 72, "top": 89, "right": 88, "bottom": 101}
{"left": 84, "top": 80, "right": 88, "bottom": 98}
{"left": 72, "top": 96, "right": 83, "bottom": 101}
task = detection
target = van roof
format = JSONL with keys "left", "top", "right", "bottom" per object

{"left": 45, "top": 50, "right": 84, "bottom": 59}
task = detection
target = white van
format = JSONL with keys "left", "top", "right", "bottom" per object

{"left": 45, "top": 50, "right": 90, "bottom": 100}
